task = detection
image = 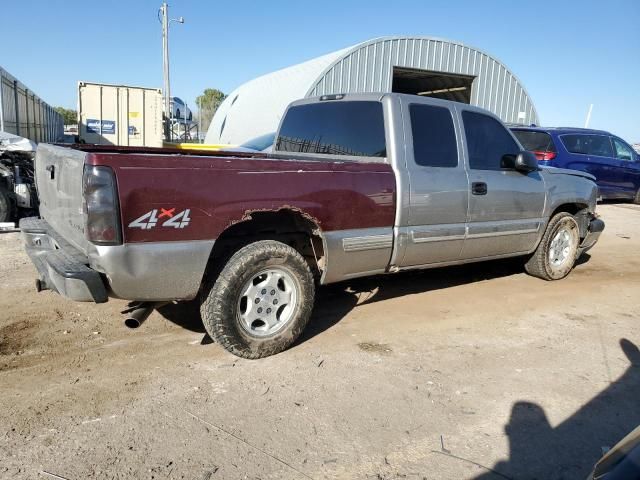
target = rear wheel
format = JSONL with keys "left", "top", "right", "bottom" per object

{"left": 200, "top": 240, "right": 315, "bottom": 359}
{"left": 525, "top": 212, "right": 580, "bottom": 280}
{"left": 0, "top": 187, "right": 13, "bottom": 223}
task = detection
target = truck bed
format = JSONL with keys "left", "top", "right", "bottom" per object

{"left": 37, "top": 143, "right": 396, "bottom": 246}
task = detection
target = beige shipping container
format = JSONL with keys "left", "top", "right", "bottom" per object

{"left": 78, "top": 82, "right": 163, "bottom": 147}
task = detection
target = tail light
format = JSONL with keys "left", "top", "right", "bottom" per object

{"left": 532, "top": 150, "right": 557, "bottom": 161}
{"left": 83, "top": 166, "right": 122, "bottom": 245}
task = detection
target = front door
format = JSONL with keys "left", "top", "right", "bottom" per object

{"left": 459, "top": 108, "right": 546, "bottom": 259}
{"left": 399, "top": 99, "right": 469, "bottom": 267}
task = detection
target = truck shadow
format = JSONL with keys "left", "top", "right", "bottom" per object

{"left": 157, "top": 301, "right": 208, "bottom": 335}
{"left": 156, "top": 257, "right": 528, "bottom": 343}
{"left": 157, "top": 254, "right": 593, "bottom": 349}
{"left": 296, "top": 257, "right": 532, "bottom": 346}
{"left": 472, "top": 338, "right": 640, "bottom": 480}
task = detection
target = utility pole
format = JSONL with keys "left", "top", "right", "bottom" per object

{"left": 159, "top": 2, "right": 183, "bottom": 139}
{"left": 584, "top": 103, "right": 594, "bottom": 128}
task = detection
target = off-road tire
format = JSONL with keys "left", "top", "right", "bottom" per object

{"left": 0, "top": 187, "right": 13, "bottom": 223}
{"left": 200, "top": 240, "right": 315, "bottom": 359}
{"left": 525, "top": 212, "right": 580, "bottom": 280}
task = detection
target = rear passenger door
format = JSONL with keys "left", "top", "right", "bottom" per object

{"left": 586, "top": 135, "right": 624, "bottom": 196}
{"left": 460, "top": 108, "right": 546, "bottom": 259}
{"left": 399, "top": 100, "right": 469, "bottom": 267}
{"left": 560, "top": 134, "right": 620, "bottom": 196}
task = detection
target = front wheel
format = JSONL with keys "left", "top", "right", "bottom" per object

{"left": 525, "top": 212, "right": 580, "bottom": 280}
{"left": 200, "top": 240, "right": 315, "bottom": 359}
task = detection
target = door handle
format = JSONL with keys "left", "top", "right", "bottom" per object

{"left": 46, "top": 165, "right": 55, "bottom": 180}
{"left": 472, "top": 182, "right": 487, "bottom": 195}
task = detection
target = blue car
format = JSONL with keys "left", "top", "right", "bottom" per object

{"left": 510, "top": 127, "right": 640, "bottom": 203}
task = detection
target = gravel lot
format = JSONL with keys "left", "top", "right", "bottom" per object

{"left": 1, "top": 204, "right": 639, "bottom": 480}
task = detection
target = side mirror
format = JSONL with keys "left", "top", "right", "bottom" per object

{"left": 514, "top": 150, "right": 538, "bottom": 173}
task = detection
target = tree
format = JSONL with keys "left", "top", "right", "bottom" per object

{"left": 54, "top": 107, "right": 78, "bottom": 126}
{"left": 195, "top": 88, "right": 226, "bottom": 135}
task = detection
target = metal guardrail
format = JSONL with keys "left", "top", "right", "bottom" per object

{"left": 0, "top": 66, "right": 63, "bottom": 143}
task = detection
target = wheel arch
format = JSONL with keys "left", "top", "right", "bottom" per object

{"left": 202, "top": 208, "right": 326, "bottom": 286}
{"left": 547, "top": 201, "right": 591, "bottom": 239}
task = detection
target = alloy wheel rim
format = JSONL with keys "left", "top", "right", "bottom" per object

{"left": 549, "top": 225, "right": 576, "bottom": 267}
{"left": 236, "top": 267, "right": 299, "bottom": 337}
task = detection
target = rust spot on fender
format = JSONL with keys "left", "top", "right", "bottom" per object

{"left": 227, "top": 205, "right": 322, "bottom": 230}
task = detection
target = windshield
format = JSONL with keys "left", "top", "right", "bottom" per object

{"left": 240, "top": 132, "right": 275, "bottom": 151}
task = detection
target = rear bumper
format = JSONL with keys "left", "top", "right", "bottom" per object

{"left": 580, "top": 216, "right": 605, "bottom": 253}
{"left": 20, "top": 217, "right": 108, "bottom": 303}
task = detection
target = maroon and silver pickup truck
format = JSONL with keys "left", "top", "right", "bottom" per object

{"left": 21, "top": 93, "right": 604, "bottom": 358}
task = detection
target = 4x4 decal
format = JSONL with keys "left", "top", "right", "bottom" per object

{"left": 128, "top": 209, "right": 191, "bottom": 230}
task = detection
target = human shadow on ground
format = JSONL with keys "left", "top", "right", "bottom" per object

{"left": 472, "top": 338, "right": 640, "bottom": 480}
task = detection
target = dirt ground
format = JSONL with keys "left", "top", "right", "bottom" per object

{"left": 1, "top": 204, "right": 639, "bottom": 480}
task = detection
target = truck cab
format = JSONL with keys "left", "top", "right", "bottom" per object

{"left": 274, "top": 94, "right": 599, "bottom": 278}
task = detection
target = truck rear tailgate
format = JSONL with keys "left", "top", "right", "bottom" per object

{"left": 36, "top": 144, "right": 89, "bottom": 254}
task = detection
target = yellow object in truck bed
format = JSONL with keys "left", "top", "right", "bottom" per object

{"left": 163, "top": 142, "right": 235, "bottom": 151}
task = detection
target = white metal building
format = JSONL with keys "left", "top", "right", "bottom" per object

{"left": 207, "top": 36, "right": 539, "bottom": 146}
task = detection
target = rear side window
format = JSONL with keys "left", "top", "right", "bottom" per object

{"left": 276, "top": 101, "right": 386, "bottom": 157}
{"left": 561, "top": 134, "right": 614, "bottom": 157}
{"left": 462, "top": 111, "right": 519, "bottom": 170}
{"left": 410, "top": 104, "right": 458, "bottom": 167}
{"left": 511, "top": 130, "right": 556, "bottom": 154}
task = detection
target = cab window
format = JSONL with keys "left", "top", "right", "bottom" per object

{"left": 410, "top": 104, "right": 458, "bottom": 167}
{"left": 276, "top": 101, "right": 386, "bottom": 158}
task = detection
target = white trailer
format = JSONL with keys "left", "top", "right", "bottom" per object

{"left": 78, "top": 82, "right": 163, "bottom": 147}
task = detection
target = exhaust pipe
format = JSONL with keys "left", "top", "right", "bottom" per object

{"left": 122, "top": 301, "right": 168, "bottom": 329}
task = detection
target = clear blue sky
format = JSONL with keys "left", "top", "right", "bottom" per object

{"left": 3, "top": 0, "right": 639, "bottom": 142}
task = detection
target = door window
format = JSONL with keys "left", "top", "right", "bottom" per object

{"left": 587, "top": 135, "right": 614, "bottom": 158}
{"left": 561, "top": 134, "right": 614, "bottom": 157}
{"left": 462, "top": 111, "right": 519, "bottom": 170}
{"left": 561, "top": 134, "right": 589, "bottom": 155}
{"left": 612, "top": 137, "right": 634, "bottom": 161}
{"left": 410, "top": 104, "right": 458, "bottom": 167}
